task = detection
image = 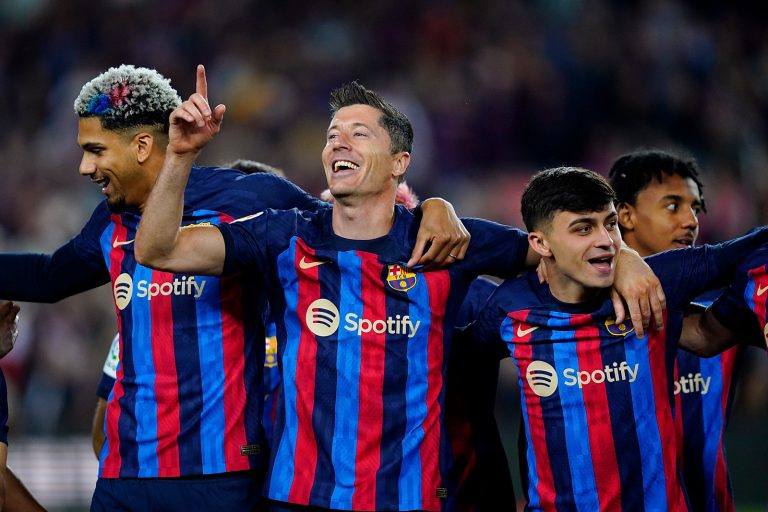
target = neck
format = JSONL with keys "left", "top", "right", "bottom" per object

{"left": 620, "top": 232, "right": 652, "bottom": 257}
{"left": 545, "top": 265, "right": 606, "bottom": 304}
{"left": 331, "top": 194, "right": 396, "bottom": 240}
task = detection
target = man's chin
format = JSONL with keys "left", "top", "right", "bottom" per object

{"left": 106, "top": 197, "right": 127, "bottom": 213}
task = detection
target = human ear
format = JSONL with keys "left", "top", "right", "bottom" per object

{"left": 528, "top": 230, "right": 553, "bottom": 258}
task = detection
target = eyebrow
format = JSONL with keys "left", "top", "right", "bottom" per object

{"left": 661, "top": 194, "right": 702, "bottom": 205}
{"left": 80, "top": 142, "right": 103, "bottom": 151}
{"left": 327, "top": 121, "right": 372, "bottom": 133}
{"left": 567, "top": 212, "right": 617, "bottom": 228}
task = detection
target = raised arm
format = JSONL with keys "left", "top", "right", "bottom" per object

{"left": 135, "top": 65, "right": 227, "bottom": 275}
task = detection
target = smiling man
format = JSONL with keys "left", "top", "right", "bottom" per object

{"left": 135, "top": 68, "right": 543, "bottom": 512}
{"left": 469, "top": 166, "right": 767, "bottom": 511}
{"left": 609, "top": 149, "right": 741, "bottom": 512}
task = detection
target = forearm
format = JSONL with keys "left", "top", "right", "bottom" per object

{"left": 680, "top": 309, "right": 740, "bottom": 357}
{"left": 710, "top": 227, "right": 768, "bottom": 278}
{"left": 0, "top": 246, "right": 108, "bottom": 303}
{"left": 135, "top": 153, "right": 194, "bottom": 269}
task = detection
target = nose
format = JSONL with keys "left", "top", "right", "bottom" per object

{"left": 331, "top": 131, "right": 350, "bottom": 150}
{"left": 79, "top": 153, "right": 95, "bottom": 176}
{"left": 681, "top": 207, "right": 699, "bottom": 230}
{"left": 595, "top": 225, "right": 616, "bottom": 248}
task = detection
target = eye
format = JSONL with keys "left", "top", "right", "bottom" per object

{"left": 575, "top": 225, "right": 591, "bottom": 234}
{"left": 665, "top": 202, "right": 679, "bottom": 212}
{"left": 327, "top": 133, "right": 338, "bottom": 141}
{"left": 353, "top": 131, "right": 368, "bottom": 138}
{"left": 606, "top": 220, "right": 618, "bottom": 230}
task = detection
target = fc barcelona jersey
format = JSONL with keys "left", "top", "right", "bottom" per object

{"left": 72, "top": 166, "right": 320, "bottom": 478}
{"left": 471, "top": 245, "right": 744, "bottom": 511}
{"left": 674, "top": 291, "right": 742, "bottom": 512}
{"left": 219, "top": 206, "right": 529, "bottom": 511}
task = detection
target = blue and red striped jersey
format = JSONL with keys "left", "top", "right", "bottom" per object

{"left": 471, "top": 244, "right": 744, "bottom": 512}
{"left": 443, "top": 277, "right": 516, "bottom": 511}
{"left": 218, "top": 206, "right": 529, "bottom": 511}
{"left": 70, "top": 166, "right": 321, "bottom": 478}
{"left": 674, "top": 292, "right": 742, "bottom": 512}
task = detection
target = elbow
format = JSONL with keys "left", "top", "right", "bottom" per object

{"left": 134, "top": 238, "right": 162, "bottom": 269}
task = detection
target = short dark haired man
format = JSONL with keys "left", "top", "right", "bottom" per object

{"left": 609, "top": 148, "right": 742, "bottom": 512}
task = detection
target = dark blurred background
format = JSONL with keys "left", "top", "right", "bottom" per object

{"left": 0, "top": 0, "right": 766, "bottom": 509}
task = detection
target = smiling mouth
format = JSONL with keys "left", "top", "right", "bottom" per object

{"left": 588, "top": 256, "right": 613, "bottom": 274}
{"left": 333, "top": 160, "right": 360, "bottom": 172}
{"left": 672, "top": 237, "right": 694, "bottom": 247}
{"left": 92, "top": 176, "right": 110, "bottom": 193}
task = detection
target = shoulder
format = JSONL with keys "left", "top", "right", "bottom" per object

{"left": 490, "top": 272, "right": 540, "bottom": 307}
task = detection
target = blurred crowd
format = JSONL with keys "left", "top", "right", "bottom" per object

{"left": 0, "top": 0, "right": 766, "bottom": 503}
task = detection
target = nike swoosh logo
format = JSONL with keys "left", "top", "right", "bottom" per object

{"left": 299, "top": 257, "right": 328, "bottom": 270}
{"left": 112, "top": 239, "right": 135, "bottom": 249}
{"left": 758, "top": 284, "right": 768, "bottom": 296}
{"left": 516, "top": 325, "right": 539, "bottom": 337}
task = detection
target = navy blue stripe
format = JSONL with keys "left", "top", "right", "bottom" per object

{"left": 376, "top": 268, "right": 411, "bottom": 510}
{"left": 600, "top": 338, "right": 645, "bottom": 511}
{"left": 172, "top": 291, "right": 204, "bottom": 474}
{"left": 678, "top": 355, "right": 707, "bottom": 511}
{"left": 240, "top": 273, "right": 268, "bottom": 467}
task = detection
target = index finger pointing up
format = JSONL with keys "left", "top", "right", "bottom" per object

{"left": 196, "top": 64, "right": 208, "bottom": 100}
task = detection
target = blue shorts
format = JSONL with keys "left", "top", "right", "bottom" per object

{"left": 91, "top": 471, "right": 265, "bottom": 512}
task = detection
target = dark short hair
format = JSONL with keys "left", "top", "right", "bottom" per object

{"left": 608, "top": 148, "right": 706, "bottom": 212}
{"left": 74, "top": 65, "right": 181, "bottom": 133}
{"left": 223, "top": 158, "right": 285, "bottom": 178}
{"left": 329, "top": 81, "right": 413, "bottom": 155}
{"left": 521, "top": 167, "right": 616, "bottom": 232}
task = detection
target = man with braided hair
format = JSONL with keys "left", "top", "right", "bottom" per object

{"left": 0, "top": 64, "right": 470, "bottom": 511}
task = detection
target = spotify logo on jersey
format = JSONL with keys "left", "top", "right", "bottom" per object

{"left": 305, "top": 299, "right": 340, "bottom": 337}
{"left": 113, "top": 273, "right": 134, "bottom": 311}
{"left": 526, "top": 360, "right": 559, "bottom": 397}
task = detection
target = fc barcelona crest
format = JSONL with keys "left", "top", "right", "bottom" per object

{"left": 605, "top": 317, "right": 634, "bottom": 337}
{"left": 386, "top": 264, "right": 418, "bottom": 292}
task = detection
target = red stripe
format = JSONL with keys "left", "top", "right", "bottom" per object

{"left": 673, "top": 361, "right": 684, "bottom": 472}
{"left": 575, "top": 328, "right": 622, "bottom": 510}
{"left": 714, "top": 348, "right": 738, "bottom": 512}
{"left": 288, "top": 242, "right": 320, "bottom": 504}
{"left": 102, "top": 217, "right": 127, "bottom": 477}
{"left": 352, "top": 253, "right": 386, "bottom": 509}
{"left": 149, "top": 271, "right": 181, "bottom": 476}
{"left": 514, "top": 334, "right": 557, "bottom": 509}
{"left": 420, "top": 271, "right": 450, "bottom": 511}
{"left": 646, "top": 316, "right": 686, "bottom": 509}
{"left": 219, "top": 274, "right": 250, "bottom": 471}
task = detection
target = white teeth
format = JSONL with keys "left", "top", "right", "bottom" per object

{"left": 334, "top": 160, "right": 359, "bottom": 171}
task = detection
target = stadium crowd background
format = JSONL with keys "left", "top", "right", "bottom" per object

{"left": 0, "top": 0, "right": 766, "bottom": 509}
